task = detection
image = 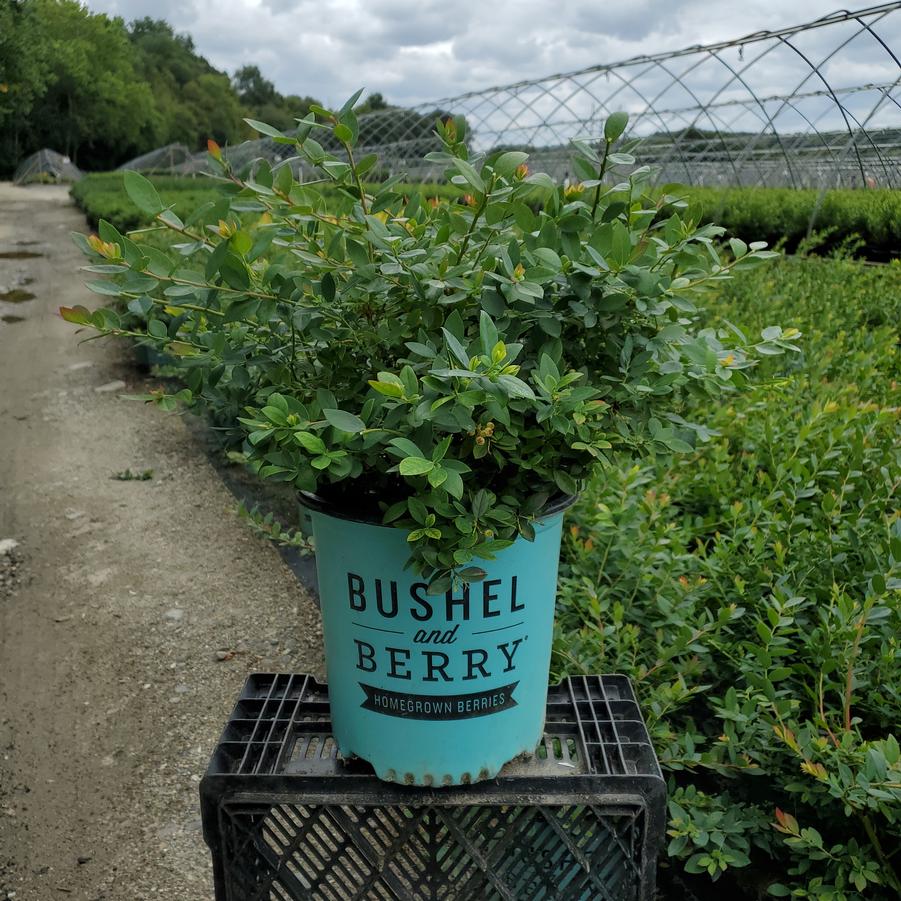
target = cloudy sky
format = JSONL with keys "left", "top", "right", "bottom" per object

{"left": 82, "top": 0, "right": 901, "bottom": 114}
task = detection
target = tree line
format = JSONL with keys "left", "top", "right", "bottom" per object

{"left": 0, "top": 0, "right": 395, "bottom": 176}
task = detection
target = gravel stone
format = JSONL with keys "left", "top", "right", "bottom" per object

{"left": 93, "top": 380, "right": 126, "bottom": 393}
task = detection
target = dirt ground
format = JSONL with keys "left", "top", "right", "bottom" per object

{"left": 0, "top": 183, "right": 325, "bottom": 901}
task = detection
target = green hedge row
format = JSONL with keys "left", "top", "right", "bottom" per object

{"left": 556, "top": 255, "right": 901, "bottom": 897}
{"left": 70, "top": 172, "right": 458, "bottom": 232}
{"left": 71, "top": 172, "right": 899, "bottom": 260}
{"left": 70, "top": 174, "right": 219, "bottom": 232}
{"left": 680, "top": 186, "right": 901, "bottom": 260}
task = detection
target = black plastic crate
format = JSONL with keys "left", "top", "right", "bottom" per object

{"left": 201, "top": 673, "right": 665, "bottom": 901}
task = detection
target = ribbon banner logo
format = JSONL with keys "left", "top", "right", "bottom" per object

{"left": 360, "top": 682, "right": 519, "bottom": 720}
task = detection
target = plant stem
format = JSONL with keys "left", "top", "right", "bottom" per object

{"left": 456, "top": 177, "right": 494, "bottom": 264}
{"left": 471, "top": 205, "right": 512, "bottom": 269}
{"left": 342, "top": 141, "right": 369, "bottom": 217}
{"left": 818, "top": 672, "right": 841, "bottom": 748}
{"left": 590, "top": 140, "right": 612, "bottom": 221}
{"left": 155, "top": 272, "right": 275, "bottom": 301}
{"left": 843, "top": 611, "right": 868, "bottom": 731}
{"left": 860, "top": 813, "right": 901, "bottom": 894}
{"left": 117, "top": 290, "right": 228, "bottom": 319}
{"left": 289, "top": 317, "right": 297, "bottom": 381}
{"left": 153, "top": 211, "right": 213, "bottom": 247}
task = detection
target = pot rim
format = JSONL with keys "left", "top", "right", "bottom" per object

{"left": 298, "top": 488, "right": 577, "bottom": 527}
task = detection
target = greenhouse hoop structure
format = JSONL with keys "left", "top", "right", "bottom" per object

{"left": 170, "top": 3, "right": 901, "bottom": 189}
{"left": 117, "top": 143, "right": 193, "bottom": 172}
{"left": 13, "top": 149, "right": 83, "bottom": 186}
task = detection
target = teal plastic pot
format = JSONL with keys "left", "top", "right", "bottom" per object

{"left": 302, "top": 492, "right": 572, "bottom": 786}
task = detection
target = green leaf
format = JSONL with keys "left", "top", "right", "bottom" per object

{"left": 127, "top": 296, "right": 153, "bottom": 317}
{"left": 522, "top": 491, "right": 549, "bottom": 514}
{"left": 442, "top": 328, "right": 471, "bottom": 368}
{"left": 479, "top": 311, "right": 499, "bottom": 357}
{"left": 497, "top": 375, "right": 535, "bottom": 400}
{"left": 369, "top": 380, "right": 403, "bottom": 398}
{"left": 399, "top": 365, "right": 418, "bottom": 397}
{"left": 553, "top": 470, "right": 579, "bottom": 496}
{"left": 493, "top": 151, "right": 529, "bottom": 177}
{"left": 244, "top": 118, "right": 285, "bottom": 138}
{"left": 231, "top": 231, "right": 253, "bottom": 255}
{"left": 323, "top": 409, "right": 365, "bottom": 433}
{"left": 427, "top": 573, "right": 452, "bottom": 595}
{"left": 262, "top": 404, "right": 288, "bottom": 425}
{"left": 451, "top": 157, "right": 486, "bottom": 194}
{"left": 123, "top": 171, "right": 162, "bottom": 215}
{"left": 407, "top": 497, "right": 428, "bottom": 524}
{"left": 604, "top": 111, "right": 629, "bottom": 142}
{"left": 86, "top": 280, "right": 124, "bottom": 297}
{"left": 684, "top": 854, "right": 707, "bottom": 875}
{"left": 609, "top": 221, "right": 632, "bottom": 266}
{"left": 512, "top": 203, "right": 536, "bottom": 232}
{"left": 321, "top": 271, "right": 336, "bottom": 303}
{"left": 147, "top": 318, "right": 167, "bottom": 339}
{"left": 59, "top": 305, "right": 92, "bottom": 325}
{"left": 158, "top": 209, "right": 184, "bottom": 230}
{"left": 399, "top": 457, "right": 435, "bottom": 476}
{"left": 665, "top": 436, "right": 694, "bottom": 453}
{"left": 382, "top": 500, "right": 407, "bottom": 523}
{"left": 533, "top": 247, "right": 562, "bottom": 270}
{"left": 571, "top": 139, "right": 600, "bottom": 163}
{"left": 523, "top": 172, "right": 556, "bottom": 191}
{"left": 389, "top": 437, "right": 424, "bottom": 458}
{"left": 296, "top": 432, "right": 327, "bottom": 454}
{"left": 406, "top": 341, "right": 436, "bottom": 358}
{"left": 274, "top": 163, "right": 293, "bottom": 195}
{"left": 443, "top": 469, "right": 464, "bottom": 499}
{"left": 430, "top": 437, "right": 451, "bottom": 462}
{"left": 357, "top": 153, "right": 378, "bottom": 176}
{"left": 339, "top": 88, "right": 364, "bottom": 116}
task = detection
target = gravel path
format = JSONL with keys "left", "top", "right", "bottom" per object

{"left": 0, "top": 183, "right": 325, "bottom": 901}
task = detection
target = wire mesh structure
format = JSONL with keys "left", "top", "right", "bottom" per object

{"left": 173, "top": 3, "right": 900, "bottom": 190}
{"left": 368, "top": 2, "right": 901, "bottom": 188}
{"left": 12, "top": 149, "right": 83, "bottom": 185}
{"left": 117, "top": 142, "right": 193, "bottom": 172}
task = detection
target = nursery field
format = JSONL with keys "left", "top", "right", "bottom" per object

{"left": 71, "top": 171, "right": 901, "bottom": 259}
{"left": 1, "top": 177, "right": 898, "bottom": 899}
{"left": 554, "top": 256, "right": 901, "bottom": 897}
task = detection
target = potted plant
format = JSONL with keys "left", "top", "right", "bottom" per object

{"left": 63, "top": 94, "right": 797, "bottom": 785}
